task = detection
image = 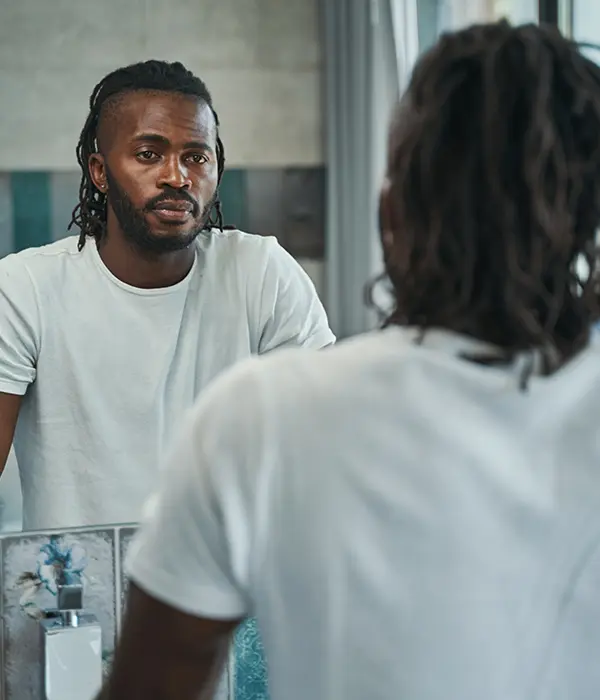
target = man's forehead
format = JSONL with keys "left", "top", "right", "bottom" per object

{"left": 97, "top": 90, "right": 216, "bottom": 151}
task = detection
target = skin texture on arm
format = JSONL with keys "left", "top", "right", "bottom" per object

{"left": 0, "top": 393, "right": 22, "bottom": 476}
{"left": 97, "top": 582, "right": 242, "bottom": 700}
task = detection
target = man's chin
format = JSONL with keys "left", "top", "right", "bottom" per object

{"left": 146, "top": 229, "right": 200, "bottom": 252}
{"left": 148, "top": 224, "right": 198, "bottom": 238}
{"left": 144, "top": 210, "right": 210, "bottom": 235}
{"left": 123, "top": 225, "right": 202, "bottom": 255}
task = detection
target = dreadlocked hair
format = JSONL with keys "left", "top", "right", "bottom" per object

{"left": 68, "top": 60, "right": 226, "bottom": 250}
{"left": 370, "top": 20, "right": 600, "bottom": 366}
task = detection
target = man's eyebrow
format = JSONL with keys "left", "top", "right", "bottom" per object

{"left": 131, "top": 133, "right": 213, "bottom": 151}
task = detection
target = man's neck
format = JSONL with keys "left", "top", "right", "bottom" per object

{"left": 97, "top": 235, "right": 195, "bottom": 289}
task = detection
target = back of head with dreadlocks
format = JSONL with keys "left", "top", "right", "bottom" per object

{"left": 378, "top": 20, "right": 600, "bottom": 366}
{"left": 69, "top": 60, "right": 225, "bottom": 251}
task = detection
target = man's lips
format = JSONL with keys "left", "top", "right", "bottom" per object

{"left": 150, "top": 200, "right": 194, "bottom": 223}
{"left": 152, "top": 200, "right": 193, "bottom": 212}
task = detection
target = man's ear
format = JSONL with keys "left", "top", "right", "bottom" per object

{"left": 88, "top": 153, "right": 107, "bottom": 193}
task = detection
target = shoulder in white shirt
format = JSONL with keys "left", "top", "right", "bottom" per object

{"left": 0, "top": 229, "right": 334, "bottom": 530}
{"left": 127, "top": 327, "right": 600, "bottom": 700}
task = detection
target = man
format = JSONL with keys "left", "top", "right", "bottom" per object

{"left": 100, "top": 22, "right": 600, "bottom": 700}
{"left": 0, "top": 60, "right": 334, "bottom": 531}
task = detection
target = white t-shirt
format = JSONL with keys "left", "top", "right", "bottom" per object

{"left": 0, "top": 231, "right": 334, "bottom": 531}
{"left": 128, "top": 327, "right": 600, "bottom": 700}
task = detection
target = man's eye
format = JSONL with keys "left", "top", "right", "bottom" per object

{"left": 137, "top": 151, "right": 157, "bottom": 160}
{"left": 188, "top": 153, "right": 207, "bottom": 164}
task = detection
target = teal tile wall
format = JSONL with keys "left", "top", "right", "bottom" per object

{"left": 0, "top": 168, "right": 325, "bottom": 259}
{"left": 10, "top": 172, "right": 52, "bottom": 251}
{"left": 219, "top": 169, "right": 249, "bottom": 231}
{"left": 234, "top": 618, "right": 270, "bottom": 700}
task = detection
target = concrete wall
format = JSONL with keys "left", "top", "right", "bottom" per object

{"left": 0, "top": 0, "right": 323, "bottom": 170}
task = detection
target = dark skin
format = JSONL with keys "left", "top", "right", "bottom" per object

{"left": 96, "top": 583, "right": 242, "bottom": 700}
{"left": 0, "top": 393, "right": 23, "bottom": 477}
{"left": 89, "top": 91, "right": 219, "bottom": 289}
{"left": 0, "top": 93, "right": 220, "bottom": 469}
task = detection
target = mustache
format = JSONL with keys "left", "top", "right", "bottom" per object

{"left": 143, "top": 188, "right": 198, "bottom": 216}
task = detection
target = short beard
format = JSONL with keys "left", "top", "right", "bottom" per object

{"left": 104, "top": 168, "right": 216, "bottom": 256}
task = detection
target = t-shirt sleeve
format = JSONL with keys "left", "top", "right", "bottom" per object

{"left": 125, "top": 357, "right": 270, "bottom": 620}
{"left": 257, "top": 238, "right": 336, "bottom": 353}
{"left": 0, "top": 256, "right": 40, "bottom": 395}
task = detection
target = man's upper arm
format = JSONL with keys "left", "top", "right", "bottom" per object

{"left": 100, "top": 582, "right": 239, "bottom": 700}
{"left": 0, "top": 393, "right": 22, "bottom": 476}
{"left": 257, "top": 238, "right": 335, "bottom": 353}
{"left": 0, "top": 256, "right": 39, "bottom": 473}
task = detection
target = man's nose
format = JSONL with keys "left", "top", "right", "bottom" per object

{"left": 157, "top": 156, "right": 191, "bottom": 190}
